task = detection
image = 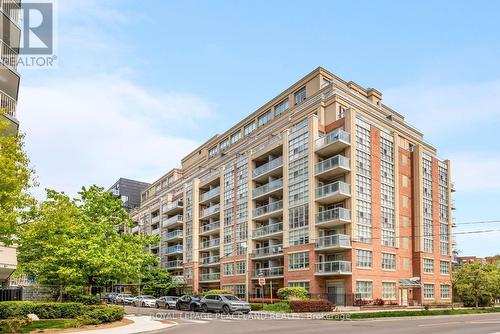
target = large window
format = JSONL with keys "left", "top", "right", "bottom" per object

{"left": 208, "top": 146, "right": 218, "bottom": 158}
{"left": 424, "top": 283, "right": 435, "bottom": 299}
{"left": 440, "top": 261, "right": 450, "bottom": 275}
{"left": 231, "top": 131, "right": 242, "bottom": 144}
{"left": 356, "top": 281, "right": 373, "bottom": 299}
{"left": 288, "top": 226, "right": 309, "bottom": 246}
{"left": 440, "top": 284, "right": 451, "bottom": 299}
{"left": 274, "top": 99, "right": 289, "bottom": 117}
{"left": 236, "top": 261, "right": 246, "bottom": 275}
{"left": 223, "top": 263, "right": 234, "bottom": 276}
{"left": 244, "top": 121, "right": 256, "bottom": 136}
{"left": 294, "top": 87, "right": 306, "bottom": 105}
{"left": 258, "top": 110, "right": 271, "bottom": 127}
{"left": 423, "top": 258, "right": 434, "bottom": 274}
{"left": 356, "top": 249, "right": 372, "bottom": 268}
{"left": 382, "top": 282, "right": 396, "bottom": 300}
{"left": 288, "top": 252, "right": 309, "bottom": 270}
{"left": 220, "top": 138, "right": 230, "bottom": 151}
{"left": 381, "top": 253, "right": 396, "bottom": 270}
{"left": 288, "top": 281, "right": 310, "bottom": 292}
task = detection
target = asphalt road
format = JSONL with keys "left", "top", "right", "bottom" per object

{"left": 124, "top": 306, "right": 500, "bottom": 334}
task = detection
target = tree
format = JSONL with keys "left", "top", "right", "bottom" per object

{"left": 18, "top": 186, "right": 158, "bottom": 300}
{"left": 141, "top": 267, "right": 178, "bottom": 297}
{"left": 453, "top": 261, "right": 499, "bottom": 308}
{"left": 0, "top": 120, "right": 36, "bottom": 244}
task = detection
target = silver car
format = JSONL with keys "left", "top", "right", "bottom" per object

{"left": 156, "top": 296, "right": 179, "bottom": 309}
{"left": 200, "top": 294, "right": 250, "bottom": 314}
{"left": 133, "top": 295, "right": 157, "bottom": 308}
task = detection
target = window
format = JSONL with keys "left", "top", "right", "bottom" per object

{"left": 224, "top": 243, "right": 233, "bottom": 257}
{"left": 258, "top": 110, "right": 271, "bottom": 127}
{"left": 424, "top": 284, "right": 435, "bottom": 299}
{"left": 220, "top": 138, "right": 230, "bottom": 151}
{"left": 288, "top": 226, "right": 309, "bottom": 246}
{"left": 424, "top": 258, "right": 434, "bottom": 273}
{"left": 440, "top": 284, "right": 451, "bottom": 299}
{"left": 381, "top": 253, "right": 396, "bottom": 270}
{"left": 356, "top": 281, "right": 373, "bottom": 299}
{"left": 208, "top": 146, "right": 218, "bottom": 158}
{"left": 382, "top": 282, "right": 396, "bottom": 300}
{"left": 236, "top": 242, "right": 246, "bottom": 256}
{"left": 223, "top": 263, "right": 234, "bottom": 276}
{"left": 288, "top": 281, "right": 310, "bottom": 292}
{"left": 244, "top": 121, "right": 256, "bottom": 136}
{"left": 294, "top": 87, "right": 306, "bottom": 105}
{"left": 288, "top": 252, "right": 309, "bottom": 270}
{"left": 356, "top": 249, "right": 372, "bottom": 268}
{"left": 274, "top": 99, "right": 289, "bottom": 117}
{"left": 231, "top": 131, "right": 242, "bottom": 144}
{"left": 338, "top": 105, "right": 348, "bottom": 119}
{"left": 184, "top": 267, "right": 193, "bottom": 279}
{"left": 440, "top": 261, "right": 450, "bottom": 275}
{"left": 236, "top": 261, "right": 246, "bottom": 274}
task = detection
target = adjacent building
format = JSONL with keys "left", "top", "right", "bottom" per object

{"left": 109, "top": 178, "right": 150, "bottom": 212}
{"left": 130, "top": 67, "right": 454, "bottom": 306}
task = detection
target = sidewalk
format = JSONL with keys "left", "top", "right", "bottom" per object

{"left": 68, "top": 316, "right": 175, "bottom": 334}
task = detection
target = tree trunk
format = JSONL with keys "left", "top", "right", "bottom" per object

{"left": 58, "top": 285, "right": 63, "bottom": 302}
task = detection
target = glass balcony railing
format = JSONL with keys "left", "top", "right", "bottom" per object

{"left": 316, "top": 181, "right": 351, "bottom": 199}
{"left": 315, "top": 129, "right": 350, "bottom": 150}
{"left": 252, "top": 244, "right": 283, "bottom": 258}
{"left": 200, "top": 273, "right": 220, "bottom": 281}
{"left": 164, "top": 229, "right": 183, "bottom": 240}
{"left": 201, "top": 221, "right": 220, "bottom": 233}
{"left": 316, "top": 234, "right": 351, "bottom": 249}
{"left": 163, "top": 214, "right": 183, "bottom": 227}
{"left": 166, "top": 260, "right": 183, "bottom": 268}
{"left": 253, "top": 201, "right": 283, "bottom": 218}
{"left": 315, "top": 155, "right": 350, "bottom": 175}
{"left": 201, "top": 255, "right": 220, "bottom": 265}
{"left": 200, "top": 186, "right": 221, "bottom": 202}
{"left": 253, "top": 156, "right": 283, "bottom": 178}
{"left": 151, "top": 228, "right": 160, "bottom": 235}
{"left": 151, "top": 215, "right": 161, "bottom": 224}
{"left": 252, "top": 178, "right": 283, "bottom": 198}
{"left": 0, "top": 90, "right": 17, "bottom": 119}
{"left": 316, "top": 207, "right": 351, "bottom": 225}
{"left": 200, "top": 238, "right": 220, "bottom": 250}
{"left": 201, "top": 204, "right": 220, "bottom": 218}
{"left": 253, "top": 222, "right": 283, "bottom": 238}
{"left": 163, "top": 200, "right": 183, "bottom": 213}
{"left": 165, "top": 245, "right": 183, "bottom": 254}
{"left": 315, "top": 261, "right": 352, "bottom": 274}
{"left": 255, "top": 266, "right": 284, "bottom": 278}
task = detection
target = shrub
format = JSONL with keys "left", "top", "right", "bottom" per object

{"left": 277, "top": 287, "right": 308, "bottom": 300}
{"left": 201, "top": 290, "right": 233, "bottom": 296}
{"left": 288, "top": 300, "right": 335, "bottom": 313}
{"left": 373, "top": 298, "right": 385, "bottom": 306}
{"left": 78, "top": 306, "right": 124, "bottom": 325}
{"left": 250, "top": 303, "right": 264, "bottom": 311}
{"left": 0, "top": 317, "right": 31, "bottom": 333}
{"left": 249, "top": 298, "right": 282, "bottom": 304}
{"left": 263, "top": 301, "right": 291, "bottom": 313}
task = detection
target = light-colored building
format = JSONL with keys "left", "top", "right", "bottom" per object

{"left": 130, "top": 67, "right": 454, "bottom": 306}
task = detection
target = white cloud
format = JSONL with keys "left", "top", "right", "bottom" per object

{"left": 17, "top": 76, "right": 212, "bottom": 199}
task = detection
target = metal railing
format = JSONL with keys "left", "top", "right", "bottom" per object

{"left": 151, "top": 228, "right": 160, "bottom": 236}
{"left": 252, "top": 244, "right": 283, "bottom": 258}
{"left": 252, "top": 178, "right": 283, "bottom": 198}
{"left": 200, "top": 170, "right": 220, "bottom": 182}
{"left": 163, "top": 214, "right": 183, "bottom": 227}
{"left": 316, "top": 207, "right": 351, "bottom": 224}
{"left": 201, "top": 221, "right": 220, "bottom": 233}
{"left": 200, "top": 273, "right": 220, "bottom": 281}
{"left": 316, "top": 234, "right": 351, "bottom": 249}
{"left": 0, "top": 90, "right": 16, "bottom": 118}
{"left": 316, "top": 129, "right": 350, "bottom": 149}
{"left": 0, "top": 40, "right": 17, "bottom": 71}
{"left": 200, "top": 186, "right": 220, "bottom": 202}
{"left": 315, "top": 261, "right": 352, "bottom": 274}
{"left": 0, "top": 0, "right": 20, "bottom": 25}
{"left": 315, "top": 155, "right": 350, "bottom": 175}
{"left": 253, "top": 156, "right": 283, "bottom": 178}
{"left": 200, "top": 238, "right": 220, "bottom": 249}
{"left": 131, "top": 226, "right": 139, "bottom": 234}
{"left": 253, "top": 222, "right": 283, "bottom": 238}
{"left": 316, "top": 181, "right": 351, "bottom": 199}
{"left": 163, "top": 200, "right": 183, "bottom": 213}
{"left": 165, "top": 245, "right": 183, "bottom": 254}
{"left": 251, "top": 134, "right": 283, "bottom": 155}
{"left": 253, "top": 201, "right": 283, "bottom": 218}
{"left": 151, "top": 215, "right": 161, "bottom": 224}
{"left": 166, "top": 260, "right": 183, "bottom": 268}
{"left": 255, "top": 266, "right": 284, "bottom": 277}
{"left": 164, "top": 229, "right": 183, "bottom": 240}
{"left": 201, "top": 203, "right": 220, "bottom": 218}
{"left": 201, "top": 255, "right": 220, "bottom": 265}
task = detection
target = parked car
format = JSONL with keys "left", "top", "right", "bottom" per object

{"left": 116, "top": 294, "right": 135, "bottom": 305}
{"left": 200, "top": 294, "right": 250, "bottom": 314}
{"left": 156, "top": 296, "right": 179, "bottom": 309}
{"left": 101, "top": 292, "right": 118, "bottom": 303}
{"left": 133, "top": 295, "right": 157, "bottom": 308}
{"left": 176, "top": 295, "right": 202, "bottom": 311}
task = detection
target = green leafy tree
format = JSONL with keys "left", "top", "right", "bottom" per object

{"left": 141, "top": 267, "right": 178, "bottom": 297}
{"left": 0, "top": 120, "right": 36, "bottom": 244}
{"left": 18, "top": 186, "right": 158, "bottom": 300}
{"left": 453, "top": 261, "right": 499, "bottom": 308}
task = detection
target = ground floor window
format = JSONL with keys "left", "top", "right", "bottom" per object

{"left": 288, "top": 251, "right": 309, "bottom": 270}
{"left": 424, "top": 283, "right": 435, "bottom": 299}
{"left": 288, "top": 281, "right": 310, "bottom": 292}
{"left": 440, "top": 284, "right": 451, "bottom": 299}
{"left": 382, "top": 282, "right": 396, "bottom": 300}
{"left": 356, "top": 281, "right": 373, "bottom": 299}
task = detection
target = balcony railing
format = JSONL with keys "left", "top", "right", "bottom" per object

{"left": 316, "top": 181, "right": 351, "bottom": 199}
{"left": 166, "top": 260, "right": 183, "bottom": 268}
{"left": 200, "top": 273, "right": 220, "bottom": 281}
{"left": 253, "top": 222, "right": 283, "bottom": 238}
{"left": 253, "top": 201, "right": 283, "bottom": 218}
{"left": 253, "top": 156, "right": 283, "bottom": 178}
{"left": 164, "top": 229, "right": 183, "bottom": 240}
{"left": 252, "top": 178, "right": 283, "bottom": 198}
{"left": 0, "top": 90, "right": 16, "bottom": 118}
{"left": 315, "top": 129, "right": 350, "bottom": 150}
{"left": 200, "top": 238, "right": 220, "bottom": 250}
{"left": 315, "top": 155, "right": 350, "bottom": 175}
{"left": 316, "top": 207, "right": 351, "bottom": 225}
{"left": 201, "top": 255, "right": 220, "bottom": 265}
{"left": 165, "top": 245, "right": 183, "bottom": 254}
{"left": 163, "top": 200, "right": 183, "bottom": 213}
{"left": 200, "top": 170, "right": 220, "bottom": 182}
{"left": 201, "top": 221, "right": 220, "bottom": 233}
{"left": 316, "top": 234, "right": 351, "bottom": 249}
{"left": 131, "top": 226, "right": 139, "bottom": 234}
{"left": 0, "top": 40, "right": 17, "bottom": 71}
{"left": 151, "top": 215, "right": 161, "bottom": 224}
{"left": 163, "top": 214, "right": 183, "bottom": 227}
{"left": 251, "top": 134, "right": 283, "bottom": 155}
{"left": 151, "top": 228, "right": 160, "bottom": 236}
{"left": 315, "top": 261, "right": 352, "bottom": 274}
{"left": 252, "top": 244, "right": 283, "bottom": 258}
{"left": 0, "top": 0, "right": 20, "bottom": 25}
{"left": 201, "top": 203, "right": 220, "bottom": 218}
{"left": 255, "top": 266, "right": 284, "bottom": 278}
{"left": 200, "top": 186, "right": 220, "bottom": 202}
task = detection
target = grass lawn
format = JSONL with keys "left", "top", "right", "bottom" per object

{"left": 20, "top": 319, "right": 80, "bottom": 333}
{"left": 331, "top": 307, "right": 500, "bottom": 320}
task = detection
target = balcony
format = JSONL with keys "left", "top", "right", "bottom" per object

{"left": 451, "top": 182, "right": 456, "bottom": 192}
{"left": 252, "top": 244, "right": 283, "bottom": 259}
{"left": 131, "top": 225, "right": 139, "bottom": 234}
{"left": 164, "top": 229, "right": 183, "bottom": 241}
{"left": 200, "top": 186, "right": 221, "bottom": 204}
{"left": 252, "top": 222, "right": 283, "bottom": 240}
{"left": 252, "top": 156, "right": 283, "bottom": 181}
{"left": 0, "top": 41, "right": 17, "bottom": 72}
{"left": 200, "top": 238, "right": 220, "bottom": 251}
{"left": 200, "top": 255, "right": 220, "bottom": 267}
{"left": 200, "top": 221, "right": 220, "bottom": 236}
{"left": 151, "top": 215, "right": 161, "bottom": 224}
{"left": 151, "top": 228, "right": 160, "bottom": 236}
{"left": 316, "top": 207, "right": 351, "bottom": 227}
{"left": 315, "top": 234, "right": 351, "bottom": 251}
{"left": 315, "top": 181, "right": 351, "bottom": 204}
{"left": 252, "top": 178, "right": 283, "bottom": 200}
{"left": 253, "top": 266, "right": 284, "bottom": 278}
{"left": 0, "top": 0, "right": 20, "bottom": 25}
{"left": 315, "top": 261, "right": 352, "bottom": 275}
{"left": 200, "top": 273, "right": 221, "bottom": 282}
{"left": 165, "top": 245, "right": 183, "bottom": 255}
{"left": 165, "top": 259, "right": 183, "bottom": 269}
{"left": 200, "top": 170, "right": 220, "bottom": 187}
{"left": 163, "top": 200, "right": 183, "bottom": 215}
{"left": 253, "top": 201, "right": 283, "bottom": 220}
{"left": 315, "top": 129, "right": 350, "bottom": 156}
{"left": 315, "top": 155, "right": 350, "bottom": 179}
{"left": 451, "top": 200, "right": 456, "bottom": 210}
{"left": 0, "top": 90, "right": 16, "bottom": 119}
{"left": 200, "top": 204, "right": 220, "bottom": 220}
{"left": 163, "top": 214, "right": 183, "bottom": 228}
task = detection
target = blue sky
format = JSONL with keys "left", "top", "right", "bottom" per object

{"left": 18, "top": 0, "right": 500, "bottom": 256}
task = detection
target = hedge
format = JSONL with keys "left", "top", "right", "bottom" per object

{"left": 201, "top": 290, "right": 233, "bottom": 296}
{"left": 288, "top": 300, "right": 335, "bottom": 313}
{"left": 277, "top": 287, "right": 308, "bottom": 300}
{"left": 250, "top": 303, "right": 264, "bottom": 311}
{"left": 0, "top": 317, "right": 31, "bottom": 333}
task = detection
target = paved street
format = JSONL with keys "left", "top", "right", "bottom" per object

{"left": 124, "top": 306, "right": 500, "bottom": 334}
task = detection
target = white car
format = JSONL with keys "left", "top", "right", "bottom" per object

{"left": 133, "top": 295, "right": 157, "bottom": 308}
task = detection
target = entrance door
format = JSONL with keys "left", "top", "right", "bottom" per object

{"left": 326, "top": 281, "right": 345, "bottom": 306}
{"left": 400, "top": 288, "right": 408, "bottom": 306}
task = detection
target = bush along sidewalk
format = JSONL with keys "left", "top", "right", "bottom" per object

{"left": 328, "top": 307, "right": 500, "bottom": 320}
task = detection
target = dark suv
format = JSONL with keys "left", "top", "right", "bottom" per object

{"left": 200, "top": 294, "right": 250, "bottom": 314}
{"left": 176, "top": 295, "right": 202, "bottom": 311}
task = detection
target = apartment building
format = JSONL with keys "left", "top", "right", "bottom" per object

{"left": 109, "top": 178, "right": 150, "bottom": 212}
{"left": 130, "top": 67, "right": 454, "bottom": 306}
